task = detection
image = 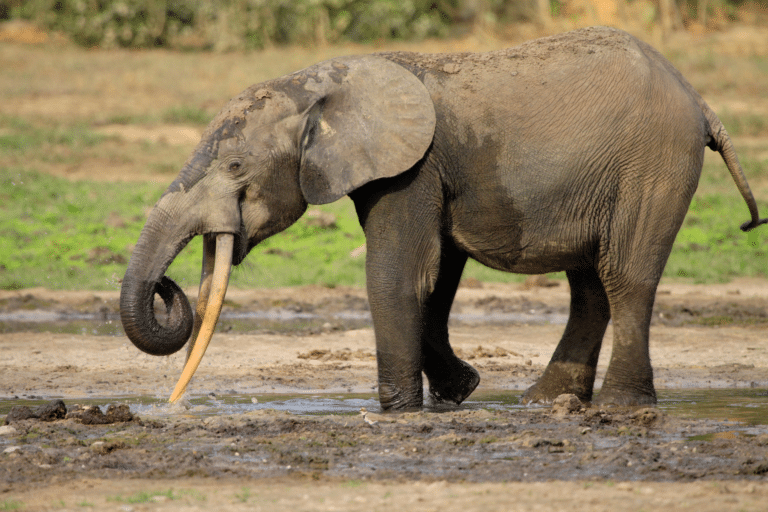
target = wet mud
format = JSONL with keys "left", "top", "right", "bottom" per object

{"left": 2, "top": 281, "right": 768, "bottom": 509}
{"left": 2, "top": 280, "right": 768, "bottom": 335}
{"left": 3, "top": 394, "right": 768, "bottom": 489}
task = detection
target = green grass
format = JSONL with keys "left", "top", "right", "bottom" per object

{"left": 717, "top": 111, "right": 768, "bottom": 137}
{"left": 105, "top": 106, "right": 212, "bottom": 126}
{"left": 0, "top": 168, "right": 161, "bottom": 290}
{"left": 0, "top": 500, "right": 24, "bottom": 511}
{"left": 0, "top": 116, "right": 106, "bottom": 164}
{"left": 161, "top": 106, "right": 211, "bottom": 125}
{"left": 233, "top": 487, "right": 252, "bottom": 503}
{"left": 107, "top": 489, "right": 180, "bottom": 504}
{"left": 1, "top": 163, "right": 767, "bottom": 290}
{"left": 0, "top": 167, "right": 369, "bottom": 290}
{"left": 666, "top": 194, "right": 768, "bottom": 283}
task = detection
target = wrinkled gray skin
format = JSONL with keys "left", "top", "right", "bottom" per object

{"left": 120, "top": 27, "right": 766, "bottom": 410}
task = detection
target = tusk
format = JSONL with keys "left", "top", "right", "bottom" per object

{"left": 169, "top": 233, "right": 234, "bottom": 403}
{"left": 185, "top": 234, "right": 216, "bottom": 364}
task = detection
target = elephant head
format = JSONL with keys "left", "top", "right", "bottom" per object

{"left": 119, "top": 55, "right": 436, "bottom": 401}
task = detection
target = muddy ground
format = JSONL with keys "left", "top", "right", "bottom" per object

{"left": 1, "top": 280, "right": 768, "bottom": 511}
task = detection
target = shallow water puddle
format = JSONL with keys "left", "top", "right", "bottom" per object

{"left": 0, "top": 309, "right": 568, "bottom": 335}
{"left": 2, "top": 389, "right": 766, "bottom": 425}
{"left": 658, "top": 388, "right": 768, "bottom": 427}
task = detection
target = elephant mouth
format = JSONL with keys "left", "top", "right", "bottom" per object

{"left": 231, "top": 228, "right": 249, "bottom": 267}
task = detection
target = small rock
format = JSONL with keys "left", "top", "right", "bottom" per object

{"left": 34, "top": 399, "right": 67, "bottom": 421}
{"left": 67, "top": 404, "right": 133, "bottom": 425}
{"left": 90, "top": 440, "right": 126, "bottom": 455}
{"left": 442, "top": 62, "right": 461, "bottom": 74}
{"left": 0, "top": 425, "right": 17, "bottom": 436}
{"left": 630, "top": 407, "right": 664, "bottom": 426}
{"left": 551, "top": 394, "right": 584, "bottom": 417}
{"left": 5, "top": 399, "right": 66, "bottom": 424}
{"left": 3, "top": 446, "right": 21, "bottom": 454}
{"left": 350, "top": 244, "right": 366, "bottom": 258}
{"left": 6, "top": 406, "right": 36, "bottom": 423}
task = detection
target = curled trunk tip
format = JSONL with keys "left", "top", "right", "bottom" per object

{"left": 120, "top": 275, "right": 194, "bottom": 356}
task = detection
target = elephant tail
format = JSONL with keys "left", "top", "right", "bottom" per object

{"left": 637, "top": 35, "right": 766, "bottom": 232}
{"left": 704, "top": 109, "right": 768, "bottom": 232}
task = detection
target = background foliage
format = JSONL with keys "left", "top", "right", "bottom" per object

{"left": 3, "top": 0, "right": 534, "bottom": 50}
{"left": 2, "top": 0, "right": 765, "bottom": 50}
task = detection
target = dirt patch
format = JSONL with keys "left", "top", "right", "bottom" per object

{"left": 2, "top": 280, "right": 768, "bottom": 398}
{"left": 3, "top": 396, "right": 768, "bottom": 511}
{"left": 2, "top": 281, "right": 768, "bottom": 510}
{"left": 96, "top": 124, "right": 203, "bottom": 147}
{"left": 3, "top": 398, "right": 768, "bottom": 484}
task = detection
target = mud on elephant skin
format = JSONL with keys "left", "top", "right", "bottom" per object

{"left": 119, "top": 26, "right": 766, "bottom": 410}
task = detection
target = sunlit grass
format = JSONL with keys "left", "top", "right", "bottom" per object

{"left": 2, "top": 161, "right": 766, "bottom": 290}
{"left": 0, "top": 167, "right": 368, "bottom": 290}
{"left": 0, "top": 500, "right": 24, "bottom": 511}
{"left": 1, "top": 37, "right": 766, "bottom": 290}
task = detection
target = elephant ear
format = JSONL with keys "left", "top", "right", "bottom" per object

{"left": 296, "top": 55, "right": 436, "bottom": 204}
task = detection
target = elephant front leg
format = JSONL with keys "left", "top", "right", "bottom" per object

{"left": 365, "top": 238, "right": 437, "bottom": 410}
{"left": 367, "top": 249, "right": 482, "bottom": 409}
{"left": 523, "top": 268, "right": 611, "bottom": 404}
{"left": 368, "top": 254, "right": 479, "bottom": 410}
{"left": 363, "top": 216, "right": 478, "bottom": 409}
{"left": 369, "top": 271, "right": 444, "bottom": 409}
{"left": 422, "top": 246, "right": 479, "bottom": 406}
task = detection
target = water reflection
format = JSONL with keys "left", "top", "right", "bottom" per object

{"left": 2, "top": 389, "right": 766, "bottom": 426}
{"left": 0, "top": 309, "right": 569, "bottom": 336}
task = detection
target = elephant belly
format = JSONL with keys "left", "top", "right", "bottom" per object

{"left": 452, "top": 216, "right": 591, "bottom": 275}
{"left": 468, "top": 237, "right": 587, "bottom": 275}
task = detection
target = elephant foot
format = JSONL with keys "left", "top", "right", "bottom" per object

{"left": 427, "top": 359, "right": 480, "bottom": 406}
{"left": 521, "top": 362, "right": 595, "bottom": 404}
{"left": 377, "top": 375, "right": 425, "bottom": 411}
{"left": 594, "top": 385, "right": 657, "bottom": 407}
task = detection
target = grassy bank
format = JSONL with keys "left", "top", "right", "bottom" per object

{"left": 1, "top": 30, "right": 767, "bottom": 290}
{"left": 1, "top": 162, "right": 766, "bottom": 291}
{"left": 0, "top": 167, "right": 369, "bottom": 290}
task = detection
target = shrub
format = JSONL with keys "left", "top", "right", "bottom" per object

{"left": 13, "top": 0, "right": 467, "bottom": 50}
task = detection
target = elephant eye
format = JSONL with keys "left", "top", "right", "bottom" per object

{"left": 228, "top": 161, "right": 242, "bottom": 173}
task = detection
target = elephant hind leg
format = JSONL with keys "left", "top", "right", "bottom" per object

{"left": 594, "top": 278, "right": 658, "bottom": 406}
{"left": 522, "top": 267, "right": 611, "bottom": 404}
{"left": 593, "top": 228, "right": 685, "bottom": 405}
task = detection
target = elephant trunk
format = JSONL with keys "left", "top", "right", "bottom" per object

{"left": 120, "top": 207, "right": 235, "bottom": 401}
{"left": 120, "top": 216, "right": 195, "bottom": 357}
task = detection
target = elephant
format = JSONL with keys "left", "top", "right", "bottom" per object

{"left": 120, "top": 26, "right": 766, "bottom": 410}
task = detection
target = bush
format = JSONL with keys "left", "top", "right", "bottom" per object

{"left": 13, "top": 0, "right": 467, "bottom": 50}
